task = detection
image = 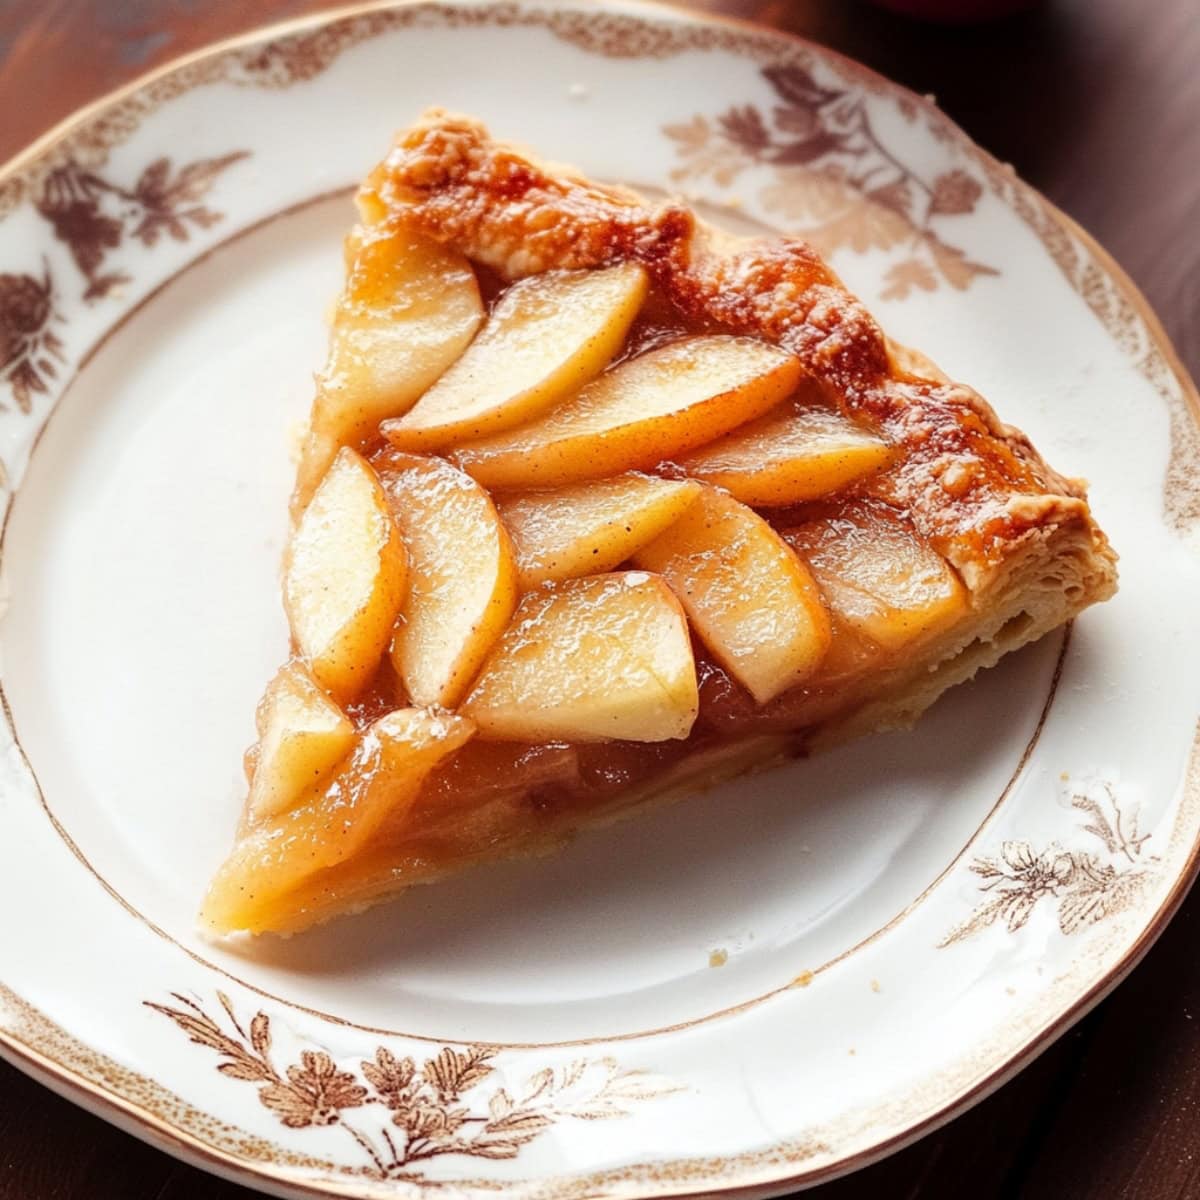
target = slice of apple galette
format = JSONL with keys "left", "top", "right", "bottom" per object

{"left": 202, "top": 111, "right": 1117, "bottom": 936}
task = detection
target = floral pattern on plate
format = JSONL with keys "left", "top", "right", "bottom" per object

{"left": 150, "top": 991, "right": 678, "bottom": 1180}
{"left": 665, "top": 64, "right": 997, "bottom": 299}
{"left": 0, "top": 6, "right": 1195, "bottom": 1200}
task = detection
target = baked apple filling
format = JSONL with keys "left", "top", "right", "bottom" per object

{"left": 202, "top": 112, "right": 1116, "bottom": 936}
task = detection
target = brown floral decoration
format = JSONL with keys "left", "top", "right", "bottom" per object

{"left": 664, "top": 64, "right": 997, "bottom": 300}
{"left": 36, "top": 152, "right": 247, "bottom": 302}
{"left": 149, "top": 992, "right": 680, "bottom": 1179}
{"left": 0, "top": 150, "right": 246, "bottom": 415}
{"left": 940, "top": 781, "right": 1158, "bottom": 946}
{"left": 0, "top": 261, "right": 64, "bottom": 415}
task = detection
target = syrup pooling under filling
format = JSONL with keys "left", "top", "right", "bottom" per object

{"left": 203, "top": 230, "right": 977, "bottom": 936}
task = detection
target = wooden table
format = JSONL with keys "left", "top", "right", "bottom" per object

{"left": 1, "top": 1, "right": 1197, "bottom": 1196}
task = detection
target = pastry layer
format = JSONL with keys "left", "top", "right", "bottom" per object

{"left": 203, "top": 112, "right": 1117, "bottom": 936}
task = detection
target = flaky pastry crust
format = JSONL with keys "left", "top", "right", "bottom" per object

{"left": 360, "top": 109, "right": 1117, "bottom": 605}
{"left": 212, "top": 112, "right": 1119, "bottom": 934}
{"left": 353, "top": 109, "right": 1117, "bottom": 738}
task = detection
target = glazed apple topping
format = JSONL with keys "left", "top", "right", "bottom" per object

{"left": 382, "top": 262, "right": 648, "bottom": 449}
{"left": 462, "top": 571, "right": 699, "bottom": 744}
{"left": 782, "top": 500, "right": 967, "bottom": 651}
{"left": 678, "top": 382, "right": 895, "bottom": 507}
{"left": 631, "top": 485, "right": 831, "bottom": 704}
{"left": 447, "top": 334, "right": 802, "bottom": 489}
{"left": 373, "top": 449, "right": 518, "bottom": 709}
{"left": 497, "top": 473, "right": 701, "bottom": 589}
{"left": 292, "top": 225, "right": 483, "bottom": 511}
{"left": 244, "top": 661, "right": 356, "bottom": 823}
{"left": 283, "top": 447, "right": 408, "bottom": 704}
{"left": 204, "top": 708, "right": 475, "bottom": 935}
{"left": 213, "top": 239, "right": 978, "bottom": 935}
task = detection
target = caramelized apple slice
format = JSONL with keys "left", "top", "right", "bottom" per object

{"left": 382, "top": 263, "right": 648, "bottom": 450}
{"left": 782, "top": 501, "right": 967, "bottom": 649}
{"left": 463, "top": 572, "right": 698, "bottom": 743}
{"left": 498, "top": 474, "right": 702, "bottom": 589}
{"left": 633, "top": 486, "right": 831, "bottom": 703}
{"left": 680, "top": 401, "right": 894, "bottom": 506}
{"left": 284, "top": 449, "right": 408, "bottom": 703}
{"left": 294, "top": 225, "right": 483, "bottom": 510}
{"left": 245, "top": 662, "right": 356, "bottom": 823}
{"left": 202, "top": 709, "right": 474, "bottom": 935}
{"left": 453, "top": 336, "right": 801, "bottom": 490}
{"left": 375, "top": 451, "right": 518, "bottom": 708}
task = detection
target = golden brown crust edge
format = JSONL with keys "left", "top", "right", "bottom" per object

{"left": 359, "top": 108, "right": 1116, "bottom": 607}
{"left": 244, "top": 111, "right": 1121, "bottom": 932}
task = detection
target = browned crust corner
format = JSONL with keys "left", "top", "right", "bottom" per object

{"left": 360, "top": 108, "right": 1116, "bottom": 607}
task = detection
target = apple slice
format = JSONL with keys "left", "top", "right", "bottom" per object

{"left": 498, "top": 473, "right": 702, "bottom": 589}
{"left": 381, "top": 263, "right": 648, "bottom": 450}
{"left": 782, "top": 501, "right": 967, "bottom": 650}
{"left": 632, "top": 485, "right": 831, "bottom": 703}
{"left": 293, "top": 224, "right": 483, "bottom": 511}
{"left": 462, "top": 572, "right": 698, "bottom": 743}
{"left": 245, "top": 662, "right": 356, "bottom": 823}
{"left": 680, "top": 401, "right": 894, "bottom": 506}
{"left": 284, "top": 448, "right": 408, "bottom": 704}
{"left": 375, "top": 450, "right": 518, "bottom": 708}
{"left": 452, "top": 336, "right": 801, "bottom": 490}
{"left": 202, "top": 709, "right": 475, "bottom": 935}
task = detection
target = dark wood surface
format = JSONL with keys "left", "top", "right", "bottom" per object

{"left": 1, "top": 1, "right": 1197, "bottom": 1197}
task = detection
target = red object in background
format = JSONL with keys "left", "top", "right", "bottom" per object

{"left": 869, "top": 0, "right": 1039, "bottom": 22}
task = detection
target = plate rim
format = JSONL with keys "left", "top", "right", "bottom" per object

{"left": 0, "top": 1, "right": 1197, "bottom": 1196}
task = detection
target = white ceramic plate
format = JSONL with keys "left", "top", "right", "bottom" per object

{"left": 1, "top": 2, "right": 1198, "bottom": 1196}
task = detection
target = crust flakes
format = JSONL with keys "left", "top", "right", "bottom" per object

{"left": 361, "top": 110, "right": 1116, "bottom": 596}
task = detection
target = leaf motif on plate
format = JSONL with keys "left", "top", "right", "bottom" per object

{"left": 33, "top": 153, "right": 247, "bottom": 300}
{"left": 2, "top": 150, "right": 247, "bottom": 415}
{"left": 661, "top": 65, "right": 999, "bottom": 299}
{"left": 762, "top": 63, "right": 846, "bottom": 111}
{"left": 881, "top": 257, "right": 938, "bottom": 301}
{"left": 804, "top": 198, "right": 913, "bottom": 257}
{"left": 926, "top": 233, "right": 1000, "bottom": 290}
{"left": 717, "top": 105, "right": 771, "bottom": 156}
{"left": 760, "top": 167, "right": 857, "bottom": 224}
{"left": 665, "top": 114, "right": 750, "bottom": 187}
{"left": 929, "top": 168, "right": 983, "bottom": 217}
{"left": 940, "top": 781, "right": 1159, "bottom": 948}
{"left": 0, "top": 262, "right": 64, "bottom": 415}
{"left": 148, "top": 991, "right": 681, "bottom": 1180}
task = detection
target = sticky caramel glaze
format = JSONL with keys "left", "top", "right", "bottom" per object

{"left": 342, "top": 656, "right": 704, "bottom": 821}
{"left": 361, "top": 110, "right": 1106, "bottom": 572}
{"left": 246, "top": 642, "right": 880, "bottom": 922}
{"left": 261, "top": 501, "right": 908, "bottom": 906}
{"left": 339, "top": 638, "right": 873, "bottom": 852}
{"left": 277, "top": 109, "right": 1115, "bottom": 896}
{"left": 325, "top": 259, "right": 950, "bottom": 847}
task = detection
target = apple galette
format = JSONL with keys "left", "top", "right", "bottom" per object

{"left": 202, "top": 111, "right": 1117, "bottom": 936}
